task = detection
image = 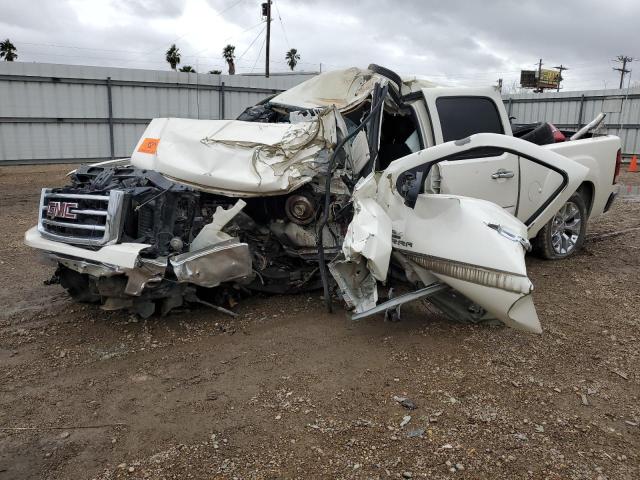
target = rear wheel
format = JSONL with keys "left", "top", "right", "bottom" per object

{"left": 535, "top": 192, "right": 587, "bottom": 260}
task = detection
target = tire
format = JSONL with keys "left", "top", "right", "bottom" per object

{"left": 534, "top": 192, "right": 588, "bottom": 260}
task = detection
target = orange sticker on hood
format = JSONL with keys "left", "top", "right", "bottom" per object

{"left": 138, "top": 138, "right": 160, "bottom": 154}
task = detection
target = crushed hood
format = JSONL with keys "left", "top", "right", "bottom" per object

{"left": 130, "top": 66, "right": 440, "bottom": 195}
{"left": 270, "top": 67, "right": 384, "bottom": 111}
{"left": 131, "top": 111, "right": 339, "bottom": 196}
{"left": 270, "top": 67, "right": 440, "bottom": 111}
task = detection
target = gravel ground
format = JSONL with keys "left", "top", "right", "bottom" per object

{"left": 0, "top": 165, "right": 638, "bottom": 480}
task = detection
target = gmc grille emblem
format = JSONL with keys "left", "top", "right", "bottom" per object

{"left": 47, "top": 201, "right": 78, "bottom": 220}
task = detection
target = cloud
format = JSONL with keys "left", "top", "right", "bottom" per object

{"left": 0, "top": 0, "right": 637, "bottom": 90}
{"left": 113, "top": 0, "right": 187, "bottom": 18}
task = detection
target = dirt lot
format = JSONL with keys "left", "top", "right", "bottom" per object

{"left": 1, "top": 165, "right": 639, "bottom": 480}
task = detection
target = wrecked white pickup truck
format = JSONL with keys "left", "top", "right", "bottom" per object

{"left": 24, "top": 65, "right": 622, "bottom": 333}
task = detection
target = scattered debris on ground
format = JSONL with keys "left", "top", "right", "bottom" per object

{"left": 0, "top": 165, "right": 638, "bottom": 479}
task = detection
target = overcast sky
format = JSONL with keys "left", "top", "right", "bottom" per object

{"left": 1, "top": 0, "right": 638, "bottom": 91}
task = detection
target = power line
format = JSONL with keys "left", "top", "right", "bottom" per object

{"left": 17, "top": 48, "right": 170, "bottom": 64}
{"left": 12, "top": 20, "right": 265, "bottom": 61}
{"left": 16, "top": 48, "right": 227, "bottom": 67}
{"left": 189, "top": 20, "right": 265, "bottom": 58}
{"left": 251, "top": 33, "right": 267, "bottom": 73}
{"left": 236, "top": 25, "right": 267, "bottom": 62}
{"left": 12, "top": 36, "right": 634, "bottom": 89}
{"left": 273, "top": 0, "right": 291, "bottom": 49}
{"left": 126, "top": 0, "right": 247, "bottom": 61}
{"left": 13, "top": 34, "right": 620, "bottom": 80}
{"left": 15, "top": 42, "right": 145, "bottom": 55}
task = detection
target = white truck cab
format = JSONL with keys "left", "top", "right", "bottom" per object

{"left": 365, "top": 74, "right": 620, "bottom": 255}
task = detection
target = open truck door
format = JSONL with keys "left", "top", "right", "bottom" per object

{"left": 335, "top": 133, "right": 588, "bottom": 333}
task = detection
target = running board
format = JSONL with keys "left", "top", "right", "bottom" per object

{"left": 351, "top": 283, "right": 447, "bottom": 321}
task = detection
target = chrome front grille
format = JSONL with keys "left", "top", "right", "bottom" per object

{"left": 37, "top": 189, "right": 125, "bottom": 246}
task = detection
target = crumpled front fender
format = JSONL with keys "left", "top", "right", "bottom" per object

{"left": 341, "top": 173, "right": 393, "bottom": 281}
{"left": 330, "top": 173, "right": 393, "bottom": 313}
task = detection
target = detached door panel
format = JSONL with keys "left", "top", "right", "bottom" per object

{"left": 379, "top": 132, "right": 588, "bottom": 334}
{"left": 437, "top": 152, "right": 519, "bottom": 213}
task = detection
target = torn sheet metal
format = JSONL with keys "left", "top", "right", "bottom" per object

{"left": 391, "top": 251, "right": 428, "bottom": 285}
{"left": 377, "top": 137, "right": 544, "bottom": 332}
{"left": 53, "top": 255, "right": 123, "bottom": 278}
{"left": 432, "top": 274, "right": 541, "bottom": 333}
{"left": 348, "top": 130, "right": 370, "bottom": 175}
{"left": 124, "top": 258, "right": 167, "bottom": 296}
{"left": 269, "top": 67, "right": 441, "bottom": 111}
{"left": 328, "top": 256, "right": 377, "bottom": 313}
{"left": 131, "top": 109, "right": 339, "bottom": 196}
{"left": 170, "top": 239, "right": 253, "bottom": 288}
{"left": 330, "top": 174, "right": 392, "bottom": 313}
{"left": 270, "top": 67, "right": 383, "bottom": 111}
{"left": 352, "top": 283, "right": 446, "bottom": 321}
{"left": 383, "top": 193, "right": 540, "bottom": 333}
{"left": 341, "top": 174, "right": 392, "bottom": 281}
{"left": 191, "top": 199, "right": 247, "bottom": 251}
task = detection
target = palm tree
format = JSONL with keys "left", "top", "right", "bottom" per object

{"left": 222, "top": 44, "right": 236, "bottom": 75}
{"left": 179, "top": 65, "right": 196, "bottom": 73}
{"left": 285, "top": 48, "right": 300, "bottom": 71}
{"left": 0, "top": 39, "right": 18, "bottom": 61}
{"left": 208, "top": 69, "right": 222, "bottom": 74}
{"left": 165, "top": 44, "right": 181, "bottom": 70}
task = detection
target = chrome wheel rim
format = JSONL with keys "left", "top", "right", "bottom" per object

{"left": 550, "top": 201, "right": 582, "bottom": 255}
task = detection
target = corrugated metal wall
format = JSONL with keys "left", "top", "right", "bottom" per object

{"left": 0, "top": 62, "right": 316, "bottom": 165}
{"left": 3, "top": 63, "right": 638, "bottom": 164}
{"left": 503, "top": 88, "right": 640, "bottom": 158}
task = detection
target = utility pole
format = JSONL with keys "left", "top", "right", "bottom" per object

{"left": 262, "top": 0, "right": 272, "bottom": 78}
{"left": 554, "top": 64, "right": 568, "bottom": 92}
{"left": 536, "top": 58, "right": 543, "bottom": 93}
{"left": 613, "top": 55, "right": 633, "bottom": 89}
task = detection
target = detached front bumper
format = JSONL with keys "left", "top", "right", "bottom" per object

{"left": 25, "top": 226, "right": 149, "bottom": 269}
{"left": 24, "top": 226, "right": 253, "bottom": 297}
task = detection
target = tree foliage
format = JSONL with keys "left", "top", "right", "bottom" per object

{"left": 285, "top": 48, "right": 300, "bottom": 71}
{"left": 165, "top": 44, "right": 181, "bottom": 70}
{"left": 0, "top": 39, "right": 18, "bottom": 61}
{"left": 223, "top": 44, "right": 236, "bottom": 75}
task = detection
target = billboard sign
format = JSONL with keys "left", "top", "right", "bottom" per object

{"left": 520, "top": 69, "right": 561, "bottom": 89}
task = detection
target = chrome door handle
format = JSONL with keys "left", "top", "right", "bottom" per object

{"left": 491, "top": 169, "right": 514, "bottom": 179}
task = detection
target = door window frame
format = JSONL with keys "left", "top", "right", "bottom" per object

{"left": 396, "top": 145, "right": 568, "bottom": 227}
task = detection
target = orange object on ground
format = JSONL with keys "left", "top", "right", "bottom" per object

{"left": 629, "top": 155, "right": 638, "bottom": 172}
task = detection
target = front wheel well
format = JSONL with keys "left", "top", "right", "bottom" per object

{"left": 576, "top": 181, "right": 595, "bottom": 218}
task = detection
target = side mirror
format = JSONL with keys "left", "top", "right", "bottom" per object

{"left": 403, "top": 170, "right": 424, "bottom": 209}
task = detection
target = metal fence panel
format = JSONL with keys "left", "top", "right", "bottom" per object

{"left": 0, "top": 62, "right": 315, "bottom": 165}
{"left": 4, "top": 63, "right": 638, "bottom": 165}
{"left": 503, "top": 88, "right": 640, "bottom": 157}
